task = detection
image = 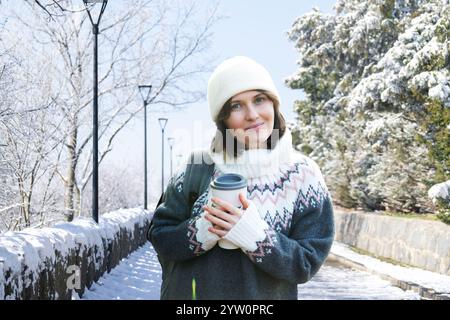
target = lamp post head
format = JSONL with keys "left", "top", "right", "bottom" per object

{"left": 158, "top": 117, "right": 168, "bottom": 131}
{"left": 138, "top": 85, "right": 152, "bottom": 105}
{"left": 83, "top": 0, "right": 108, "bottom": 29}
{"left": 167, "top": 137, "right": 175, "bottom": 148}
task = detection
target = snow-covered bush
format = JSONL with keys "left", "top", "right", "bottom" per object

{"left": 0, "top": 207, "right": 150, "bottom": 299}
{"left": 428, "top": 181, "right": 450, "bottom": 224}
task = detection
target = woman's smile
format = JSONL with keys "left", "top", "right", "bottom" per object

{"left": 245, "top": 122, "right": 265, "bottom": 131}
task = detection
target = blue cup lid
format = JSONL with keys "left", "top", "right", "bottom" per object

{"left": 211, "top": 173, "right": 247, "bottom": 190}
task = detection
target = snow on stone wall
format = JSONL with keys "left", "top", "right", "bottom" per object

{"left": 0, "top": 207, "right": 152, "bottom": 300}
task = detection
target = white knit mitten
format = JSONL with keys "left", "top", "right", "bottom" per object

{"left": 192, "top": 212, "right": 221, "bottom": 251}
{"left": 223, "top": 201, "right": 269, "bottom": 252}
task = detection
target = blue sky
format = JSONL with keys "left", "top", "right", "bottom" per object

{"left": 108, "top": 0, "right": 335, "bottom": 199}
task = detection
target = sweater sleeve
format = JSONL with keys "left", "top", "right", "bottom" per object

{"left": 223, "top": 164, "right": 335, "bottom": 284}
{"left": 148, "top": 166, "right": 220, "bottom": 262}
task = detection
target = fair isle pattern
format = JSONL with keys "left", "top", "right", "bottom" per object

{"left": 247, "top": 165, "right": 302, "bottom": 197}
{"left": 247, "top": 161, "right": 319, "bottom": 200}
{"left": 246, "top": 228, "right": 278, "bottom": 263}
{"left": 168, "top": 170, "right": 185, "bottom": 194}
{"left": 191, "top": 190, "right": 210, "bottom": 216}
{"left": 183, "top": 168, "right": 221, "bottom": 255}
{"left": 187, "top": 218, "right": 205, "bottom": 256}
{"left": 294, "top": 182, "right": 329, "bottom": 215}
{"left": 186, "top": 190, "right": 212, "bottom": 255}
{"left": 246, "top": 158, "right": 328, "bottom": 234}
{"left": 262, "top": 207, "right": 292, "bottom": 233}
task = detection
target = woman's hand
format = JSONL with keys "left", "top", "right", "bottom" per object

{"left": 203, "top": 193, "right": 250, "bottom": 237}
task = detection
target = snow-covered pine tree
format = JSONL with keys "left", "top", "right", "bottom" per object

{"left": 287, "top": 0, "right": 449, "bottom": 217}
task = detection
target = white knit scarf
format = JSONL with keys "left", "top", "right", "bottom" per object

{"left": 208, "top": 128, "right": 295, "bottom": 179}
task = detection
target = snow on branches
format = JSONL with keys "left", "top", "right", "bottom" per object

{"left": 287, "top": 0, "right": 449, "bottom": 218}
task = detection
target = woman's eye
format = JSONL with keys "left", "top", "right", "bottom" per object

{"left": 254, "top": 96, "right": 265, "bottom": 104}
{"left": 230, "top": 103, "right": 241, "bottom": 111}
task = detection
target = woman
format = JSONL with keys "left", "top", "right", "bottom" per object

{"left": 149, "top": 56, "right": 334, "bottom": 300}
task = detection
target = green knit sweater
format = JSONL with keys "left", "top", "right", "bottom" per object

{"left": 149, "top": 130, "right": 335, "bottom": 300}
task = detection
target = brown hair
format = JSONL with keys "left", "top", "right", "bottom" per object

{"left": 210, "top": 90, "right": 286, "bottom": 158}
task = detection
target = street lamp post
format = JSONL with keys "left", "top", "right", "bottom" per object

{"left": 158, "top": 118, "right": 168, "bottom": 194}
{"left": 176, "top": 154, "right": 183, "bottom": 169}
{"left": 167, "top": 137, "right": 175, "bottom": 178}
{"left": 138, "top": 85, "right": 152, "bottom": 210}
{"left": 83, "top": 0, "right": 108, "bottom": 223}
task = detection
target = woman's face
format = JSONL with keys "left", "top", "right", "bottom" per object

{"left": 224, "top": 90, "right": 275, "bottom": 149}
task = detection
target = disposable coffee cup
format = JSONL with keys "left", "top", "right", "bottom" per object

{"left": 209, "top": 173, "right": 247, "bottom": 250}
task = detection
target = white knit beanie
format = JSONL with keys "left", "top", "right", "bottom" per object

{"left": 207, "top": 56, "right": 281, "bottom": 122}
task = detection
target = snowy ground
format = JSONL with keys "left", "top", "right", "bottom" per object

{"left": 330, "top": 242, "right": 450, "bottom": 298}
{"left": 297, "top": 260, "right": 419, "bottom": 300}
{"left": 80, "top": 242, "right": 422, "bottom": 300}
{"left": 80, "top": 243, "right": 161, "bottom": 300}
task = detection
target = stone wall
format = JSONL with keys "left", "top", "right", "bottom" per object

{"left": 334, "top": 208, "right": 450, "bottom": 275}
{"left": 0, "top": 208, "right": 151, "bottom": 300}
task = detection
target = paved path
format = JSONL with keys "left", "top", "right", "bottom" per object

{"left": 81, "top": 242, "right": 420, "bottom": 300}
